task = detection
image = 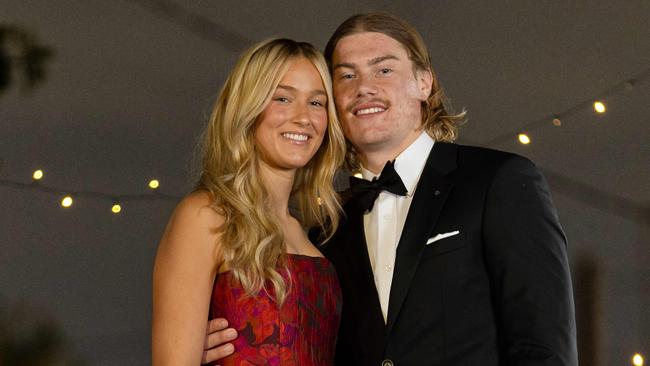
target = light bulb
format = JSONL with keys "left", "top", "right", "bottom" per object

{"left": 149, "top": 179, "right": 160, "bottom": 189}
{"left": 61, "top": 196, "right": 73, "bottom": 208}
{"left": 633, "top": 353, "right": 644, "bottom": 366}
{"left": 518, "top": 133, "right": 531, "bottom": 145}
{"left": 33, "top": 169, "right": 44, "bottom": 180}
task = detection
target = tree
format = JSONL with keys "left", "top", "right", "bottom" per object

{"left": 0, "top": 297, "right": 86, "bottom": 365}
{"left": 0, "top": 24, "right": 54, "bottom": 95}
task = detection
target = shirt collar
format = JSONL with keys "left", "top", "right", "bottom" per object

{"left": 360, "top": 132, "right": 434, "bottom": 195}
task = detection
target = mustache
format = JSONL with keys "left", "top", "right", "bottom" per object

{"left": 346, "top": 98, "right": 391, "bottom": 114}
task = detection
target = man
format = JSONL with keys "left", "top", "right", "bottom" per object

{"left": 202, "top": 12, "right": 577, "bottom": 366}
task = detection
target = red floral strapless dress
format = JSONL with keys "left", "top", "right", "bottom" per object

{"left": 208, "top": 254, "right": 342, "bottom": 366}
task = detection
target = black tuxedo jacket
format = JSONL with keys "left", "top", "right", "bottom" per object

{"left": 321, "top": 142, "right": 578, "bottom": 366}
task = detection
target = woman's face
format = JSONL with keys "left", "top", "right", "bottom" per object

{"left": 254, "top": 57, "right": 328, "bottom": 171}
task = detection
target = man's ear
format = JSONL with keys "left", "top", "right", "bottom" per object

{"left": 416, "top": 69, "right": 433, "bottom": 101}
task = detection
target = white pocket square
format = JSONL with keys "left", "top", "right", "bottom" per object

{"left": 426, "top": 230, "right": 460, "bottom": 245}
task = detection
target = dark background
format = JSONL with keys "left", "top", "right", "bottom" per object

{"left": 1, "top": 1, "right": 648, "bottom": 365}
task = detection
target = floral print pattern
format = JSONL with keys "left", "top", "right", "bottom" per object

{"left": 208, "top": 254, "right": 342, "bottom": 366}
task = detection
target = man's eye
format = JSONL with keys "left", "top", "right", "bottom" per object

{"left": 341, "top": 74, "right": 355, "bottom": 80}
{"left": 379, "top": 68, "right": 392, "bottom": 75}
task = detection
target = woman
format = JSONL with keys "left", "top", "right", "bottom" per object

{"left": 152, "top": 38, "right": 346, "bottom": 365}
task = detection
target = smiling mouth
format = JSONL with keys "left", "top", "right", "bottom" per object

{"left": 281, "top": 132, "right": 310, "bottom": 143}
{"left": 353, "top": 107, "right": 386, "bottom": 116}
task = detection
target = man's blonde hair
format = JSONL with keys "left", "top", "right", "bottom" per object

{"left": 324, "top": 12, "right": 465, "bottom": 168}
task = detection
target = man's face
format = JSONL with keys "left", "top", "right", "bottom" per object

{"left": 331, "top": 32, "right": 432, "bottom": 161}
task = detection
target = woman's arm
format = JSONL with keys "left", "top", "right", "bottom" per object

{"left": 152, "top": 191, "right": 224, "bottom": 366}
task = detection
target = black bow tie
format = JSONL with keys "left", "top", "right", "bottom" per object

{"left": 349, "top": 160, "right": 408, "bottom": 213}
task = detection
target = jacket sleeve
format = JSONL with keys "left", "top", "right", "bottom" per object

{"left": 482, "top": 155, "right": 578, "bottom": 366}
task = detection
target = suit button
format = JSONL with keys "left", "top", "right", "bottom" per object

{"left": 382, "top": 359, "right": 394, "bottom": 366}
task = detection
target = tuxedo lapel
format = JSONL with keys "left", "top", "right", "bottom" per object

{"left": 385, "top": 142, "right": 458, "bottom": 335}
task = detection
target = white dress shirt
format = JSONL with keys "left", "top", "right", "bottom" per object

{"left": 361, "top": 132, "right": 434, "bottom": 322}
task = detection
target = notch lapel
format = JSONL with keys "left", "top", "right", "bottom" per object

{"left": 385, "top": 142, "right": 458, "bottom": 336}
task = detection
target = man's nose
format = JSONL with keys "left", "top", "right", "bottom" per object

{"left": 355, "top": 73, "right": 377, "bottom": 97}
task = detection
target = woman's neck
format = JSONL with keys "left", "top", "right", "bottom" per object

{"left": 258, "top": 161, "right": 295, "bottom": 220}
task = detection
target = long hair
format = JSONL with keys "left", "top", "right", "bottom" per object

{"left": 196, "top": 38, "right": 346, "bottom": 303}
{"left": 324, "top": 12, "right": 466, "bottom": 168}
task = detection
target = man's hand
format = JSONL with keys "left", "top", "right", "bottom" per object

{"left": 201, "top": 318, "right": 238, "bottom": 364}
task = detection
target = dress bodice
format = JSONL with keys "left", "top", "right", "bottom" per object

{"left": 208, "top": 254, "right": 341, "bottom": 366}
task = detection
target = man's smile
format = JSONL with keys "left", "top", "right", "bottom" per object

{"left": 351, "top": 102, "right": 389, "bottom": 117}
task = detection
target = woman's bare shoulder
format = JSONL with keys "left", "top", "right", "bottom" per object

{"left": 159, "top": 190, "right": 225, "bottom": 257}
{"left": 172, "top": 190, "right": 224, "bottom": 228}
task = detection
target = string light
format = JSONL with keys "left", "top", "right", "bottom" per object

{"left": 61, "top": 195, "right": 73, "bottom": 208}
{"left": 552, "top": 118, "right": 562, "bottom": 127}
{"left": 481, "top": 68, "right": 649, "bottom": 147}
{"left": 149, "top": 179, "right": 160, "bottom": 189}
{"left": 1, "top": 173, "right": 180, "bottom": 215}
{"left": 518, "top": 133, "right": 531, "bottom": 145}
{"left": 594, "top": 101, "right": 606, "bottom": 114}
{"left": 633, "top": 353, "right": 645, "bottom": 366}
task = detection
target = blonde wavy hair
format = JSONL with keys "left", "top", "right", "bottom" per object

{"left": 196, "top": 38, "right": 346, "bottom": 303}
{"left": 324, "top": 12, "right": 467, "bottom": 168}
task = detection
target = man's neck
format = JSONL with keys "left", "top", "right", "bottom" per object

{"left": 358, "top": 131, "right": 425, "bottom": 174}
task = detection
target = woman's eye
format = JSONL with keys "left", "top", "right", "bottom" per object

{"left": 274, "top": 97, "right": 290, "bottom": 103}
{"left": 310, "top": 100, "right": 325, "bottom": 107}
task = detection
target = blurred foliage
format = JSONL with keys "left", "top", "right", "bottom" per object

{"left": 0, "top": 298, "right": 85, "bottom": 366}
{"left": 0, "top": 24, "right": 54, "bottom": 95}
